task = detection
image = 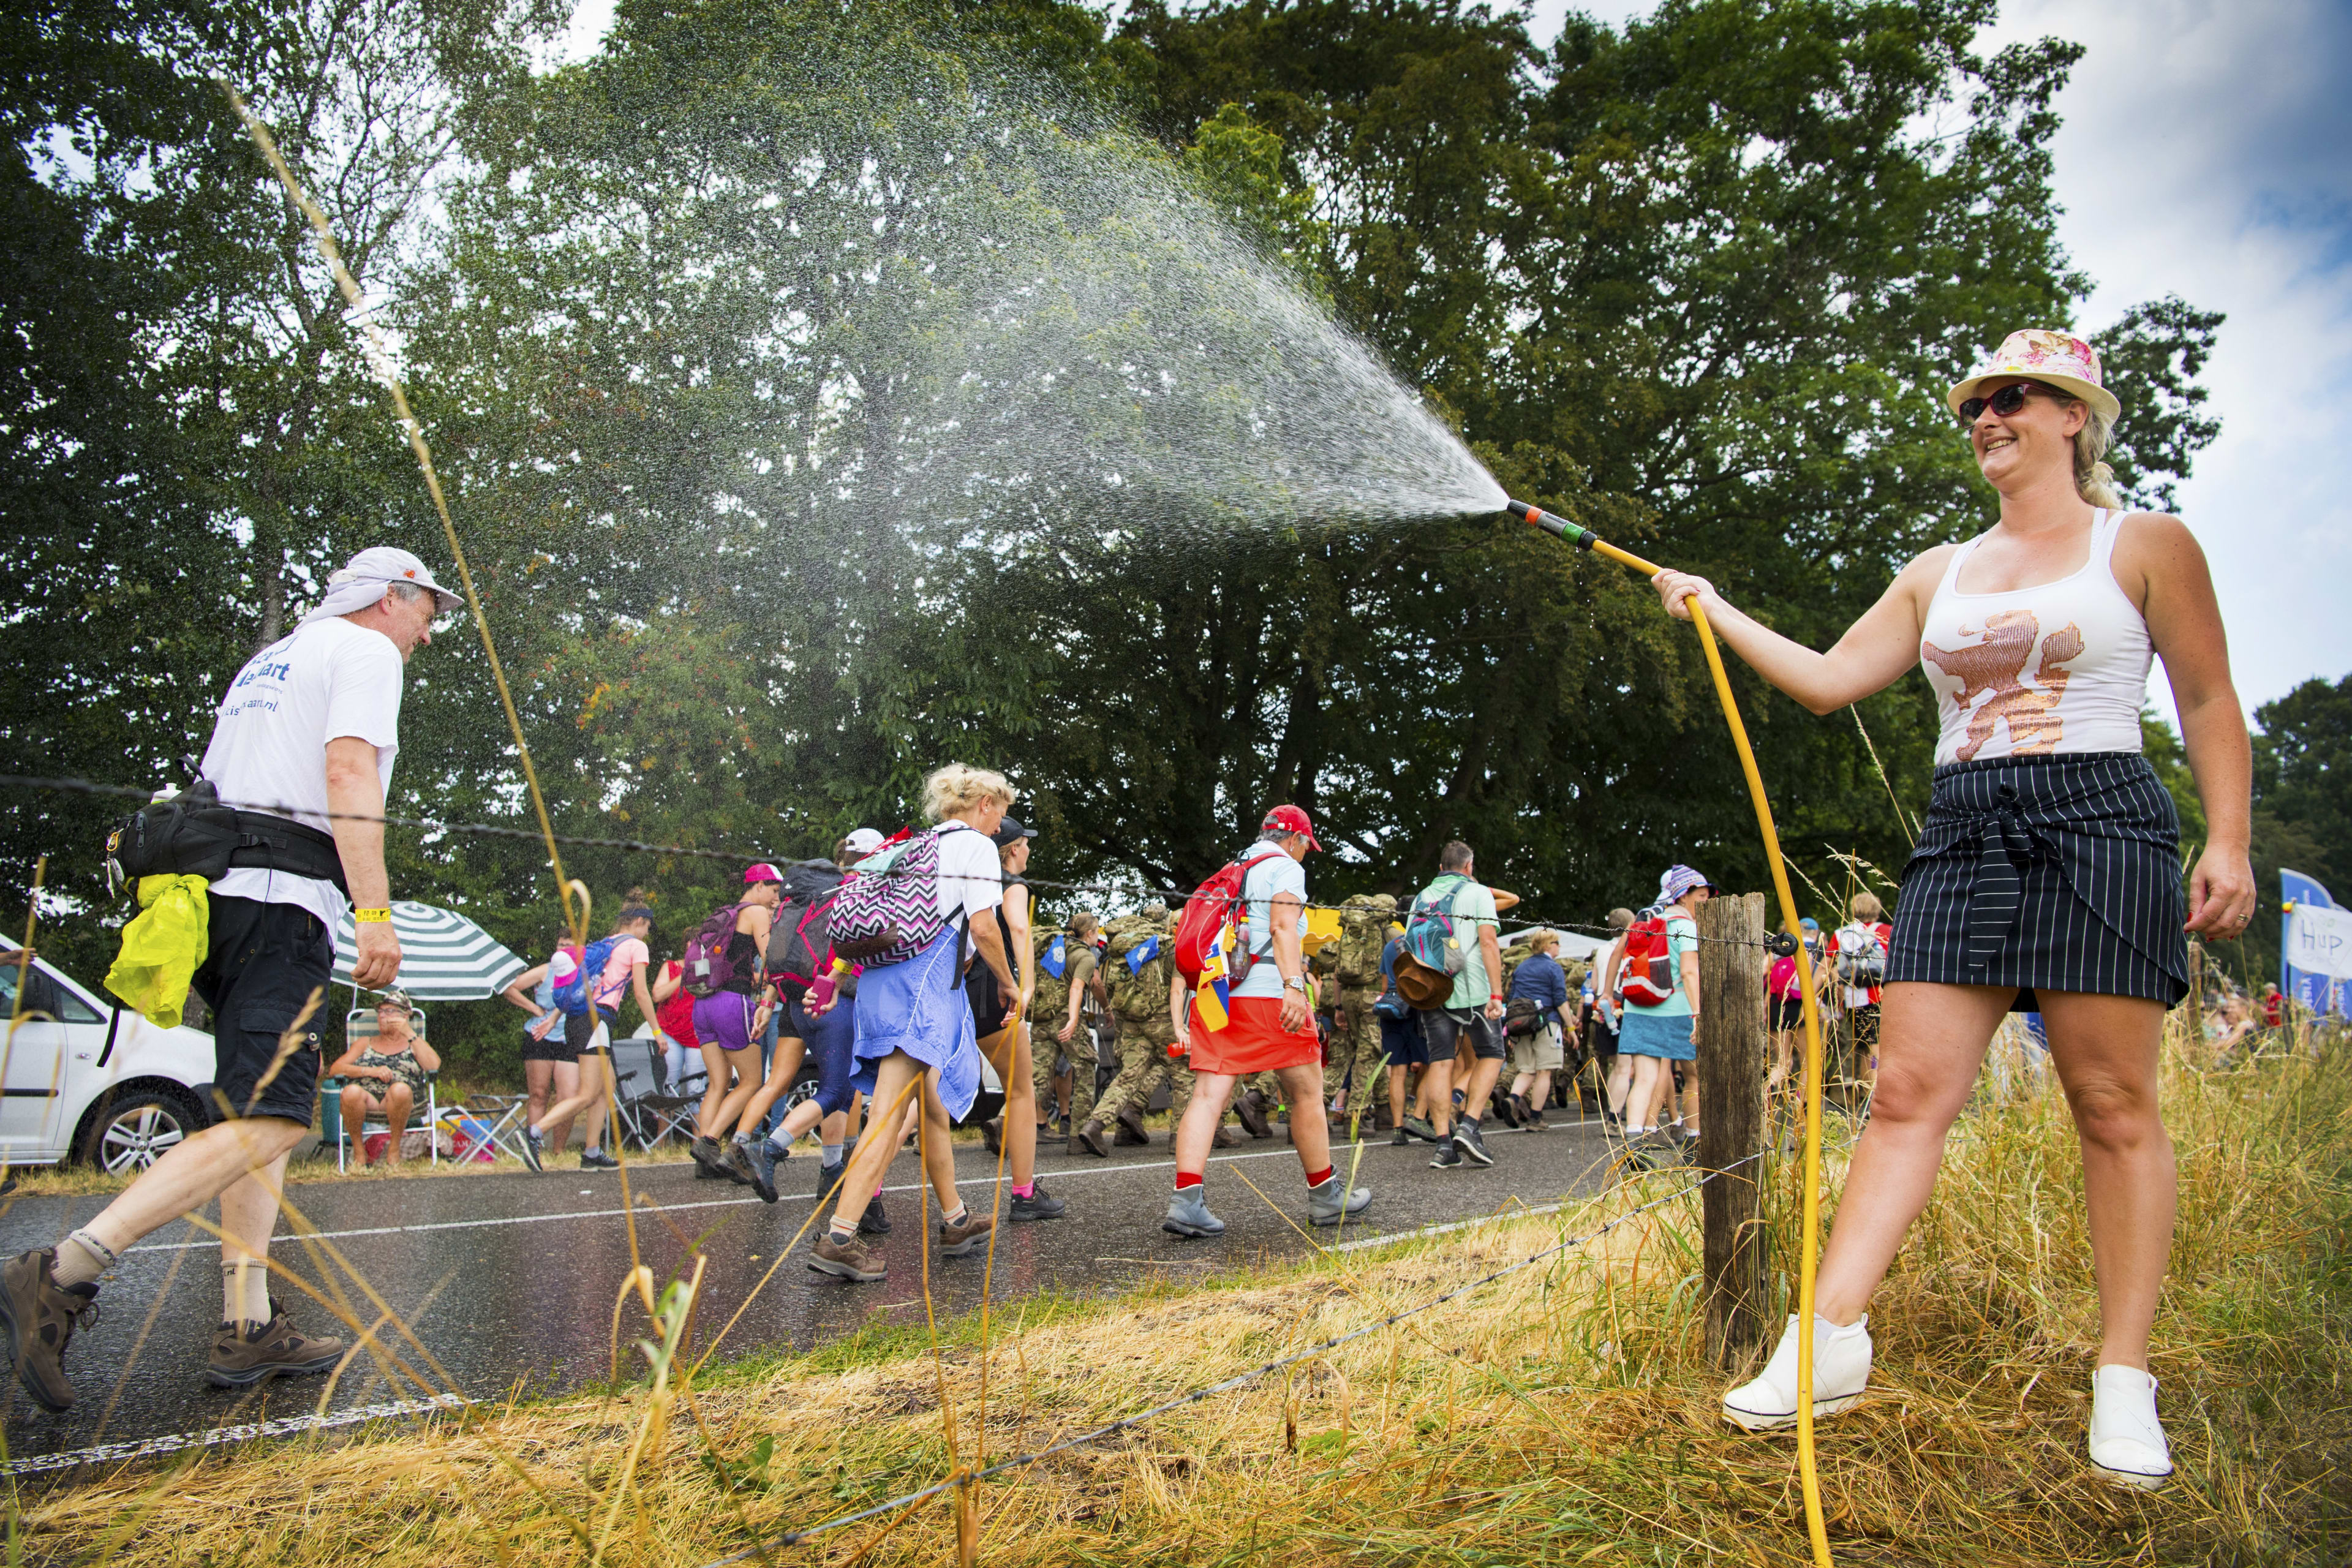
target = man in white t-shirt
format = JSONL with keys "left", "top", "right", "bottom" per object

{"left": 2, "top": 547, "right": 453, "bottom": 1413}
{"left": 1161, "top": 805, "right": 1371, "bottom": 1240}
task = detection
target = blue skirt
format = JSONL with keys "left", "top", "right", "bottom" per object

{"left": 851, "top": 924, "right": 981, "bottom": 1121}
{"left": 1618, "top": 1008, "right": 1695, "bottom": 1061}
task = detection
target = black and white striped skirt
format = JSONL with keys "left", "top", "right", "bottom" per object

{"left": 1885, "top": 752, "right": 2190, "bottom": 1008}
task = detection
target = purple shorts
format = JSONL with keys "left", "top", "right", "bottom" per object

{"left": 690, "top": 991, "right": 761, "bottom": 1055}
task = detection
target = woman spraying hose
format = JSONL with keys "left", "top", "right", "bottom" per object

{"left": 1648, "top": 330, "right": 2253, "bottom": 1490}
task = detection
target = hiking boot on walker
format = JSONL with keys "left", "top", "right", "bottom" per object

{"left": 809, "top": 1232, "right": 886, "bottom": 1283}
{"left": 1162, "top": 1186, "right": 1226, "bottom": 1238}
{"left": 1305, "top": 1175, "right": 1371, "bottom": 1227}
{"left": 208, "top": 1302, "right": 346, "bottom": 1389}
{"left": 0, "top": 1249, "right": 99, "bottom": 1413}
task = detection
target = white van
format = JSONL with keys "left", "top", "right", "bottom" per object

{"left": 0, "top": 937, "right": 218, "bottom": 1174}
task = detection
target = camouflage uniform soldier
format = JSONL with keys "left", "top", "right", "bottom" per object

{"left": 1030, "top": 914, "right": 1104, "bottom": 1154}
{"left": 1079, "top": 903, "right": 1226, "bottom": 1155}
{"left": 1330, "top": 893, "right": 1395, "bottom": 1133}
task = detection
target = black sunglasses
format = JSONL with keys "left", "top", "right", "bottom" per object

{"left": 1958, "top": 381, "right": 2047, "bottom": 424}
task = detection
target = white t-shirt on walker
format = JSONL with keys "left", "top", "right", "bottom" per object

{"left": 200, "top": 616, "right": 404, "bottom": 929}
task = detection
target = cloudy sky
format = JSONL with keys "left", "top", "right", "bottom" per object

{"left": 558, "top": 0, "right": 2348, "bottom": 723}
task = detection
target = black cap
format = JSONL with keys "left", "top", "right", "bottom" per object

{"left": 990, "top": 816, "right": 1038, "bottom": 848}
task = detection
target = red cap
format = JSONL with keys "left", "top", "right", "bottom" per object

{"left": 1261, "top": 805, "right": 1321, "bottom": 851}
{"left": 743, "top": 862, "right": 784, "bottom": 885}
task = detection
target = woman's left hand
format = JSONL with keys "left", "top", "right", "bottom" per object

{"left": 2185, "top": 842, "right": 2258, "bottom": 940}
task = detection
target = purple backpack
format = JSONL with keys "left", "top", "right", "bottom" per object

{"left": 682, "top": 902, "right": 751, "bottom": 998}
{"left": 827, "top": 826, "right": 970, "bottom": 967}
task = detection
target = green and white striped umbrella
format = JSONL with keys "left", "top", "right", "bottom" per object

{"left": 331, "top": 900, "right": 528, "bottom": 1000}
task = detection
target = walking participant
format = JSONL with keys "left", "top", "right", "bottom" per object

{"left": 685, "top": 867, "right": 784, "bottom": 1185}
{"left": 1766, "top": 918, "right": 1829, "bottom": 1106}
{"left": 501, "top": 956, "right": 581, "bottom": 1155}
{"left": 971, "top": 817, "right": 1063, "bottom": 1220}
{"left": 1591, "top": 907, "right": 1635, "bottom": 1127}
{"left": 1654, "top": 330, "right": 2253, "bottom": 1488}
{"left": 1080, "top": 903, "right": 1222, "bottom": 1153}
{"left": 523, "top": 906, "right": 656, "bottom": 1172}
{"left": 1832, "top": 892, "right": 1893, "bottom": 1094}
{"left": 1327, "top": 894, "right": 1395, "bottom": 1135}
{"left": 1377, "top": 919, "right": 1429, "bottom": 1144}
{"left": 1033, "top": 913, "right": 1102, "bottom": 1152}
{"left": 1616, "top": 871, "right": 1713, "bottom": 1150}
{"left": 1163, "top": 806, "right": 1369, "bottom": 1237}
{"left": 1409, "top": 842, "right": 1506, "bottom": 1169}
{"left": 808, "top": 766, "right": 1017, "bottom": 1283}
{"left": 3, "top": 546, "right": 455, "bottom": 1408}
{"left": 1501, "top": 931, "right": 1573, "bottom": 1130}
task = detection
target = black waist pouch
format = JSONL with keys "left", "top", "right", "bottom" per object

{"left": 109, "top": 780, "right": 350, "bottom": 894}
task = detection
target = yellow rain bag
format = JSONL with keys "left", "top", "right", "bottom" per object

{"left": 104, "top": 874, "right": 210, "bottom": 1029}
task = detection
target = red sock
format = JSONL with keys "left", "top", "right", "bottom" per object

{"left": 1305, "top": 1165, "right": 1332, "bottom": 1188}
{"left": 1174, "top": 1170, "right": 1204, "bottom": 1191}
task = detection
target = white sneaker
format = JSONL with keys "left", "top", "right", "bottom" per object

{"left": 2087, "top": 1365, "right": 2172, "bottom": 1490}
{"left": 1722, "top": 1313, "right": 1872, "bottom": 1431}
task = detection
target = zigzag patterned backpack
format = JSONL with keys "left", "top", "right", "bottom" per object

{"left": 827, "top": 824, "right": 971, "bottom": 968}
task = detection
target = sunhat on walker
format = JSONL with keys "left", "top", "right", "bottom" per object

{"left": 1947, "top": 330, "right": 2120, "bottom": 423}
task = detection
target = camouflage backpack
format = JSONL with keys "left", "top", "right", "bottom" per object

{"left": 1030, "top": 927, "right": 1072, "bottom": 1027}
{"left": 1104, "top": 918, "right": 1172, "bottom": 1020}
{"left": 1335, "top": 894, "right": 1394, "bottom": 987}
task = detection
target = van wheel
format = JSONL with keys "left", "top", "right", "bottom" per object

{"left": 78, "top": 1090, "right": 201, "bottom": 1177}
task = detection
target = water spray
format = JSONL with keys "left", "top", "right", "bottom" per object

{"left": 1507, "top": 497, "right": 1836, "bottom": 1568}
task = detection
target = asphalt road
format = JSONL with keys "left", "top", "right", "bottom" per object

{"left": 0, "top": 1114, "right": 1633, "bottom": 1478}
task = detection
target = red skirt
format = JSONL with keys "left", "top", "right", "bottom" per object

{"left": 1188, "top": 995, "right": 1321, "bottom": 1076}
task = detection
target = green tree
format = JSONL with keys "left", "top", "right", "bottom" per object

{"left": 2245, "top": 674, "right": 2352, "bottom": 985}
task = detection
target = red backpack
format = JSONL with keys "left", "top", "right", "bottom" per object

{"left": 1614, "top": 914, "right": 1678, "bottom": 1008}
{"left": 1172, "top": 845, "right": 1291, "bottom": 985}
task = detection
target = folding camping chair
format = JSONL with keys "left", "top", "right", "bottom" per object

{"left": 608, "top": 1028, "right": 707, "bottom": 1153}
{"left": 325, "top": 1006, "right": 440, "bottom": 1171}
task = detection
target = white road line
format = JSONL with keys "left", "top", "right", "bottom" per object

{"left": 119, "top": 1145, "right": 1313, "bottom": 1256}
{"left": 1328, "top": 1199, "right": 1574, "bottom": 1253}
{"left": 1, "top": 1394, "right": 474, "bottom": 1478}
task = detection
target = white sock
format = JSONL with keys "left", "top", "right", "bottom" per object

{"left": 821, "top": 1143, "right": 842, "bottom": 1164}
{"left": 54, "top": 1230, "right": 115, "bottom": 1290}
{"left": 220, "top": 1254, "right": 271, "bottom": 1327}
{"left": 941, "top": 1204, "right": 968, "bottom": 1228}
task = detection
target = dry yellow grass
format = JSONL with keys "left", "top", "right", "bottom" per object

{"left": 12, "top": 1022, "right": 2348, "bottom": 1566}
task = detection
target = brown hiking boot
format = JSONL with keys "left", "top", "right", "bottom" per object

{"left": 1115, "top": 1106, "right": 1148, "bottom": 1144}
{"left": 1234, "top": 1090, "right": 1272, "bottom": 1139}
{"left": 718, "top": 1138, "right": 757, "bottom": 1186}
{"left": 0, "top": 1249, "right": 99, "bottom": 1413}
{"left": 938, "top": 1208, "right": 995, "bottom": 1259}
{"left": 808, "top": 1232, "right": 886, "bottom": 1283}
{"left": 1073, "top": 1118, "right": 1110, "bottom": 1158}
{"left": 1208, "top": 1125, "right": 1239, "bottom": 1149}
{"left": 207, "top": 1302, "right": 344, "bottom": 1389}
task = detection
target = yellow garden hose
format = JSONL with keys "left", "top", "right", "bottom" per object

{"left": 1512, "top": 500, "right": 1834, "bottom": 1568}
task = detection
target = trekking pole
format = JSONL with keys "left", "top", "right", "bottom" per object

{"left": 1507, "top": 498, "right": 1836, "bottom": 1568}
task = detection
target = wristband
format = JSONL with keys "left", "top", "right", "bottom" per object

{"left": 353, "top": 907, "right": 393, "bottom": 924}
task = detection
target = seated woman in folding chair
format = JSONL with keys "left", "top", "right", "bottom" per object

{"left": 326, "top": 989, "right": 440, "bottom": 1167}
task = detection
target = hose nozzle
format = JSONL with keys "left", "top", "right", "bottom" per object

{"left": 1504, "top": 497, "right": 1596, "bottom": 549}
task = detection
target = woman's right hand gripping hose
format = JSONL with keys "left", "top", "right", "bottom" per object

{"left": 1651, "top": 568, "right": 1725, "bottom": 622}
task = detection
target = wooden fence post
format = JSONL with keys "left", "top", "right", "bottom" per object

{"left": 1698, "top": 890, "right": 1768, "bottom": 1368}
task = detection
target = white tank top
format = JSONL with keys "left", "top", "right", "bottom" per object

{"left": 1918, "top": 508, "right": 2150, "bottom": 766}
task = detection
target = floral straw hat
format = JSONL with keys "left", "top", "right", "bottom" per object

{"left": 1947, "top": 329, "right": 2120, "bottom": 423}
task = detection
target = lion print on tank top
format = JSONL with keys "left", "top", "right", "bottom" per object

{"left": 1921, "top": 609, "right": 2087, "bottom": 761}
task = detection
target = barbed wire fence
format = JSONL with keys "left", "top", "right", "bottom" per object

{"left": 0, "top": 772, "right": 1795, "bottom": 951}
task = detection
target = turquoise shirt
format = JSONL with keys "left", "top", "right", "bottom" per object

{"left": 1626, "top": 913, "right": 1700, "bottom": 1019}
